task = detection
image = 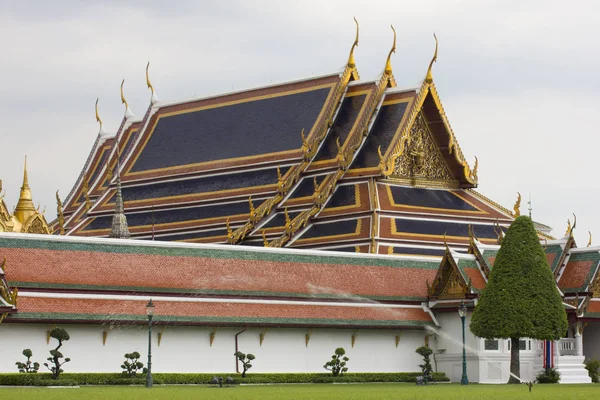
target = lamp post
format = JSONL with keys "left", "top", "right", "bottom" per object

{"left": 458, "top": 300, "right": 468, "bottom": 385}
{"left": 146, "top": 299, "right": 155, "bottom": 388}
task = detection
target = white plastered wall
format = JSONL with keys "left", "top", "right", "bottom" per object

{"left": 0, "top": 323, "right": 428, "bottom": 374}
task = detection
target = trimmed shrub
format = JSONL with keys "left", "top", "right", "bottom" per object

{"left": 120, "top": 352, "right": 146, "bottom": 377}
{"left": 0, "top": 372, "right": 449, "bottom": 386}
{"left": 43, "top": 328, "right": 71, "bottom": 380}
{"left": 234, "top": 351, "right": 255, "bottom": 378}
{"left": 536, "top": 367, "right": 560, "bottom": 383}
{"left": 585, "top": 359, "right": 599, "bottom": 383}
{"left": 15, "top": 349, "right": 40, "bottom": 373}
{"left": 415, "top": 346, "right": 433, "bottom": 384}
{"left": 324, "top": 348, "right": 350, "bottom": 376}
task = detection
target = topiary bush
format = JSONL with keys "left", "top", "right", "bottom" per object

{"left": 585, "top": 359, "right": 599, "bottom": 383}
{"left": 323, "top": 347, "right": 350, "bottom": 377}
{"left": 15, "top": 349, "right": 40, "bottom": 373}
{"left": 43, "top": 328, "right": 71, "bottom": 380}
{"left": 536, "top": 367, "right": 560, "bottom": 383}
{"left": 415, "top": 346, "right": 434, "bottom": 384}
{"left": 120, "top": 352, "right": 146, "bottom": 377}
{"left": 234, "top": 351, "right": 255, "bottom": 378}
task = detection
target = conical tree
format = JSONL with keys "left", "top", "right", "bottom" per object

{"left": 470, "top": 216, "right": 567, "bottom": 384}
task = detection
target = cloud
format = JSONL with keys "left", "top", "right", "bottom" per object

{"left": 0, "top": 0, "right": 598, "bottom": 245}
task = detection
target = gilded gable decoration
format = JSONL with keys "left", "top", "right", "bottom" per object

{"left": 390, "top": 112, "right": 455, "bottom": 185}
{"left": 429, "top": 249, "right": 469, "bottom": 299}
{"left": 0, "top": 257, "right": 18, "bottom": 309}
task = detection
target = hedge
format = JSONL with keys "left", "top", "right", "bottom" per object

{"left": 0, "top": 372, "right": 448, "bottom": 386}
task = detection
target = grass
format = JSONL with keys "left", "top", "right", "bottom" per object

{"left": 0, "top": 383, "right": 597, "bottom": 400}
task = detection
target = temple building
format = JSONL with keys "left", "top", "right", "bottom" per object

{"left": 0, "top": 24, "right": 598, "bottom": 383}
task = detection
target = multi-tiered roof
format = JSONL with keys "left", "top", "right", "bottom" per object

{"left": 58, "top": 24, "right": 529, "bottom": 257}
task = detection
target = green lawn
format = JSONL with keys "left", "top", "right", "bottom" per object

{"left": 0, "top": 383, "right": 597, "bottom": 400}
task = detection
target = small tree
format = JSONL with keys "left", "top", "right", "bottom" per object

{"left": 323, "top": 347, "right": 349, "bottom": 376}
{"left": 470, "top": 216, "right": 568, "bottom": 384}
{"left": 234, "top": 351, "right": 255, "bottom": 378}
{"left": 15, "top": 349, "right": 40, "bottom": 373}
{"left": 415, "top": 345, "right": 433, "bottom": 384}
{"left": 121, "top": 351, "right": 146, "bottom": 377}
{"left": 43, "top": 328, "right": 71, "bottom": 380}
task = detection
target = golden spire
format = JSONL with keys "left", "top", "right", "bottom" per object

{"left": 56, "top": 190, "right": 65, "bottom": 235}
{"left": 120, "top": 79, "right": 129, "bottom": 111}
{"left": 95, "top": 98, "right": 103, "bottom": 132}
{"left": 425, "top": 33, "right": 438, "bottom": 84}
{"left": 146, "top": 62, "right": 155, "bottom": 96}
{"left": 384, "top": 25, "right": 396, "bottom": 76}
{"left": 587, "top": 231, "right": 592, "bottom": 247}
{"left": 513, "top": 192, "right": 521, "bottom": 217}
{"left": 347, "top": 17, "right": 359, "bottom": 68}
{"left": 14, "top": 156, "right": 36, "bottom": 224}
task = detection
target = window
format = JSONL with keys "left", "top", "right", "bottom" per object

{"left": 484, "top": 339, "right": 499, "bottom": 351}
{"left": 507, "top": 340, "right": 529, "bottom": 351}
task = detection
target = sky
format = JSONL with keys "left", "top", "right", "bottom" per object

{"left": 0, "top": 0, "right": 598, "bottom": 243}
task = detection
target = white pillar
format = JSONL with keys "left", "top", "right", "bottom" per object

{"left": 575, "top": 323, "right": 583, "bottom": 357}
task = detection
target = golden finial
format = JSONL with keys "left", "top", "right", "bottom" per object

{"left": 313, "top": 177, "right": 319, "bottom": 193}
{"left": 276, "top": 166, "right": 282, "bottom": 181}
{"left": 95, "top": 98, "right": 103, "bottom": 132}
{"left": 565, "top": 219, "right": 571, "bottom": 236}
{"left": 443, "top": 232, "right": 449, "bottom": 250}
{"left": 300, "top": 129, "right": 307, "bottom": 148}
{"left": 262, "top": 230, "right": 268, "bottom": 247}
{"left": 248, "top": 196, "right": 255, "bottom": 215}
{"left": 146, "top": 61, "right": 155, "bottom": 95}
{"left": 513, "top": 192, "right": 521, "bottom": 217}
{"left": 23, "top": 155, "right": 29, "bottom": 188}
{"left": 284, "top": 207, "right": 291, "bottom": 227}
{"left": 472, "top": 156, "right": 478, "bottom": 182}
{"left": 56, "top": 190, "right": 65, "bottom": 235}
{"left": 587, "top": 231, "right": 592, "bottom": 247}
{"left": 347, "top": 17, "right": 359, "bottom": 68}
{"left": 120, "top": 79, "right": 128, "bottom": 111}
{"left": 384, "top": 25, "right": 397, "bottom": 76}
{"left": 569, "top": 213, "right": 577, "bottom": 237}
{"left": 425, "top": 33, "right": 438, "bottom": 84}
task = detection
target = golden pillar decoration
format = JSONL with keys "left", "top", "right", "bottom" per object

{"left": 395, "top": 331, "right": 403, "bottom": 348}
{"left": 259, "top": 328, "right": 268, "bottom": 346}
{"left": 157, "top": 326, "right": 166, "bottom": 346}
{"left": 209, "top": 327, "right": 218, "bottom": 347}
{"left": 351, "top": 330, "right": 359, "bottom": 348}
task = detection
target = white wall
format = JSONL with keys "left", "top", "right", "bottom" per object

{"left": 0, "top": 323, "right": 428, "bottom": 374}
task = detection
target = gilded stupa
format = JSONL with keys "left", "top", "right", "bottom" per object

{"left": 0, "top": 157, "right": 51, "bottom": 234}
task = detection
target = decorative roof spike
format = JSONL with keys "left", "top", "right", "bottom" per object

{"left": 313, "top": 177, "right": 319, "bottom": 193}
{"left": 146, "top": 62, "right": 159, "bottom": 104}
{"left": 276, "top": 166, "right": 282, "bottom": 182}
{"left": 425, "top": 33, "right": 438, "bottom": 84}
{"left": 226, "top": 218, "right": 232, "bottom": 238}
{"left": 494, "top": 219, "right": 504, "bottom": 245}
{"left": 472, "top": 156, "right": 478, "bottom": 183}
{"left": 513, "top": 192, "right": 521, "bottom": 217}
{"left": 347, "top": 17, "right": 359, "bottom": 69}
{"left": 384, "top": 25, "right": 396, "bottom": 76}
{"left": 248, "top": 196, "right": 255, "bottom": 215}
{"left": 262, "top": 230, "right": 268, "bottom": 247}
{"left": 565, "top": 219, "right": 571, "bottom": 237}
{"left": 443, "top": 232, "right": 449, "bottom": 249}
{"left": 587, "top": 231, "right": 592, "bottom": 247}
{"left": 95, "top": 98, "right": 104, "bottom": 134}
{"left": 569, "top": 213, "right": 577, "bottom": 237}
{"left": 120, "top": 79, "right": 135, "bottom": 118}
{"left": 284, "top": 207, "right": 291, "bottom": 227}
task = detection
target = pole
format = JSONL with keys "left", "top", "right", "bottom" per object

{"left": 146, "top": 314, "right": 153, "bottom": 388}
{"left": 461, "top": 314, "right": 468, "bottom": 385}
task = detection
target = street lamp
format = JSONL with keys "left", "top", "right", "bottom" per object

{"left": 458, "top": 300, "right": 468, "bottom": 385}
{"left": 146, "top": 299, "right": 155, "bottom": 388}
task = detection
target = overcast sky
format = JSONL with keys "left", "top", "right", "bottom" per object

{"left": 1, "top": 0, "right": 598, "bottom": 244}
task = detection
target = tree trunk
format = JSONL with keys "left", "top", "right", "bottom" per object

{"left": 508, "top": 337, "right": 521, "bottom": 384}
